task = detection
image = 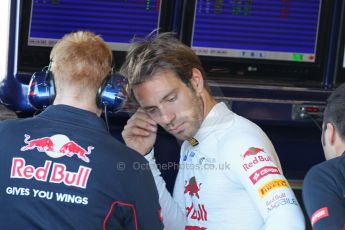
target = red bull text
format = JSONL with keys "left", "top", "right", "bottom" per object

{"left": 11, "top": 157, "right": 91, "bottom": 189}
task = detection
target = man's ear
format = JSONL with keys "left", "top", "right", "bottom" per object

{"left": 326, "top": 122, "right": 336, "bottom": 145}
{"left": 190, "top": 68, "right": 204, "bottom": 95}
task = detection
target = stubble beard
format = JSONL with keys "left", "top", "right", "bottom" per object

{"left": 172, "top": 94, "right": 204, "bottom": 141}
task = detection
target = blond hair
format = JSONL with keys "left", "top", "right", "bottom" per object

{"left": 50, "top": 31, "right": 112, "bottom": 93}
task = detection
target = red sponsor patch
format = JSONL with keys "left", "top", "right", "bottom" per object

{"left": 311, "top": 207, "right": 329, "bottom": 226}
{"left": 249, "top": 166, "right": 281, "bottom": 184}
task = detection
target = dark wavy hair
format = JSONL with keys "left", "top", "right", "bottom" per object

{"left": 120, "top": 32, "right": 210, "bottom": 99}
{"left": 323, "top": 83, "right": 345, "bottom": 141}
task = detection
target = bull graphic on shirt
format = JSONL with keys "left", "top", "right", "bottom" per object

{"left": 184, "top": 176, "right": 202, "bottom": 199}
{"left": 241, "top": 147, "right": 265, "bottom": 159}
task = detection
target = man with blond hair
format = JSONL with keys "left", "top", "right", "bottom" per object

{"left": 0, "top": 31, "right": 163, "bottom": 229}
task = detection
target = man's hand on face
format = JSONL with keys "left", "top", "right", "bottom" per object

{"left": 122, "top": 108, "right": 158, "bottom": 156}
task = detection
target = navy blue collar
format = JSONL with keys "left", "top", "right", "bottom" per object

{"left": 37, "top": 104, "right": 108, "bottom": 132}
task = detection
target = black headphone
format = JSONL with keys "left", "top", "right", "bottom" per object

{"left": 28, "top": 61, "right": 128, "bottom": 113}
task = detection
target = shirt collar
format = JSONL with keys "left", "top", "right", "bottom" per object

{"left": 189, "top": 102, "right": 233, "bottom": 145}
{"left": 37, "top": 104, "right": 108, "bottom": 132}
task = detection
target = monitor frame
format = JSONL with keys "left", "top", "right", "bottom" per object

{"left": 180, "top": 0, "right": 334, "bottom": 88}
{"left": 16, "top": 0, "right": 175, "bottom": 81}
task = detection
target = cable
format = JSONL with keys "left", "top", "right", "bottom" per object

{"left": 305, "top": 112, "right": 322, "bottom": 132}
{"left": 103, "top": 104, "right": 110, "bottom": 132}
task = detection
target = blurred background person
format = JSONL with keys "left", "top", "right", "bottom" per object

{"left": 303, "top": 83, "right": 345, "bottom": 229}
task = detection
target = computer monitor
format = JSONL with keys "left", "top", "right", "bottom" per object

{"left": 17, "top": 0, "right": 174, "bottom": 80}
{"left": 180, "top": 0, "right": 333, "bottom": 87}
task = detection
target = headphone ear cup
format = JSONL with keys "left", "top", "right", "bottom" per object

{"left": 96, "top": 75, "right": 110, "bottom": 109}
{"left": 28, "top": 70, "right": 55, "bottom": 110}
{"left": 97, "top": 73, "right": 128, "bottom": 113}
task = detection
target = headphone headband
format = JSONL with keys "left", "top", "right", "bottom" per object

{"left": 28, "top": 65, "right": 128, "bottom": 113}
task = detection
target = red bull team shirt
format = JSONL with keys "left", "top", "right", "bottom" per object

{"left": 145, "top": 102, "right": 305, "bottom": 229}
{"left": 0, "top": 104, "right": 163, "bottom": 230}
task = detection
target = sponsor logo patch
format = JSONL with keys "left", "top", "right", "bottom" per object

{"left": 188, "top": 138, "right": 199, "bottom": 147}
{"left": 258, "top": 179, "right": 289, "bottom": 198}
{"left": 249, "top": 166, "right": 281, "bottom": 184}
{"left": 267, "top": 197, "right": 299, "bottom": 212}
{"left": 311, "top": 207, "right": 329, "bottom": 226}
{"left": 242, "top": 155, "right": 273, "bottom": 172}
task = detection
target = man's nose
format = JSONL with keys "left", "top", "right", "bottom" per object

{"left": 160, "top": 107, "right": 176, "bottom": 125}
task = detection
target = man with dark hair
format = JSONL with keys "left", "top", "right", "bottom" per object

{"left": 0, "top": 31, "right": 163, "bottom": 229}
{"left": 303, "top": 83, "right": 345, "bottom": 229}
{"left": 121, "top": 32, "right": 305, "bottom": 229}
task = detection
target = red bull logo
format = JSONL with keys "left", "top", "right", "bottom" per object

{"left": 20, "top": 134, "right": 94, "bottom": 163}
{"left": 184, "top": 176, "right": 202, "bottom": 199}
{"left": 241, "top": 147, "right": 265, "bottom": 159}
{"left": 59, "top": 141, "right": 93, "bottom": 163}
{"left": 21, "top": 134, "right": 54, "bottom": 152}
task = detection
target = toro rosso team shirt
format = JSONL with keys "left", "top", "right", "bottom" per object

{"left": 303, "top": 153, "right": 345, "bottom": 229}
{"left": 146, "top": 102, "right": 305, "bottom": 230}
{"left": 0, "top": 104, "right": 163, "bottom": 230}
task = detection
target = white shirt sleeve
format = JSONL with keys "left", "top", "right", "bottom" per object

{"left": 145, "top": 150, "right": 186, "bottom": 230}
{"left": 219, "top": 132, "right": 305, "bottom": 230}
